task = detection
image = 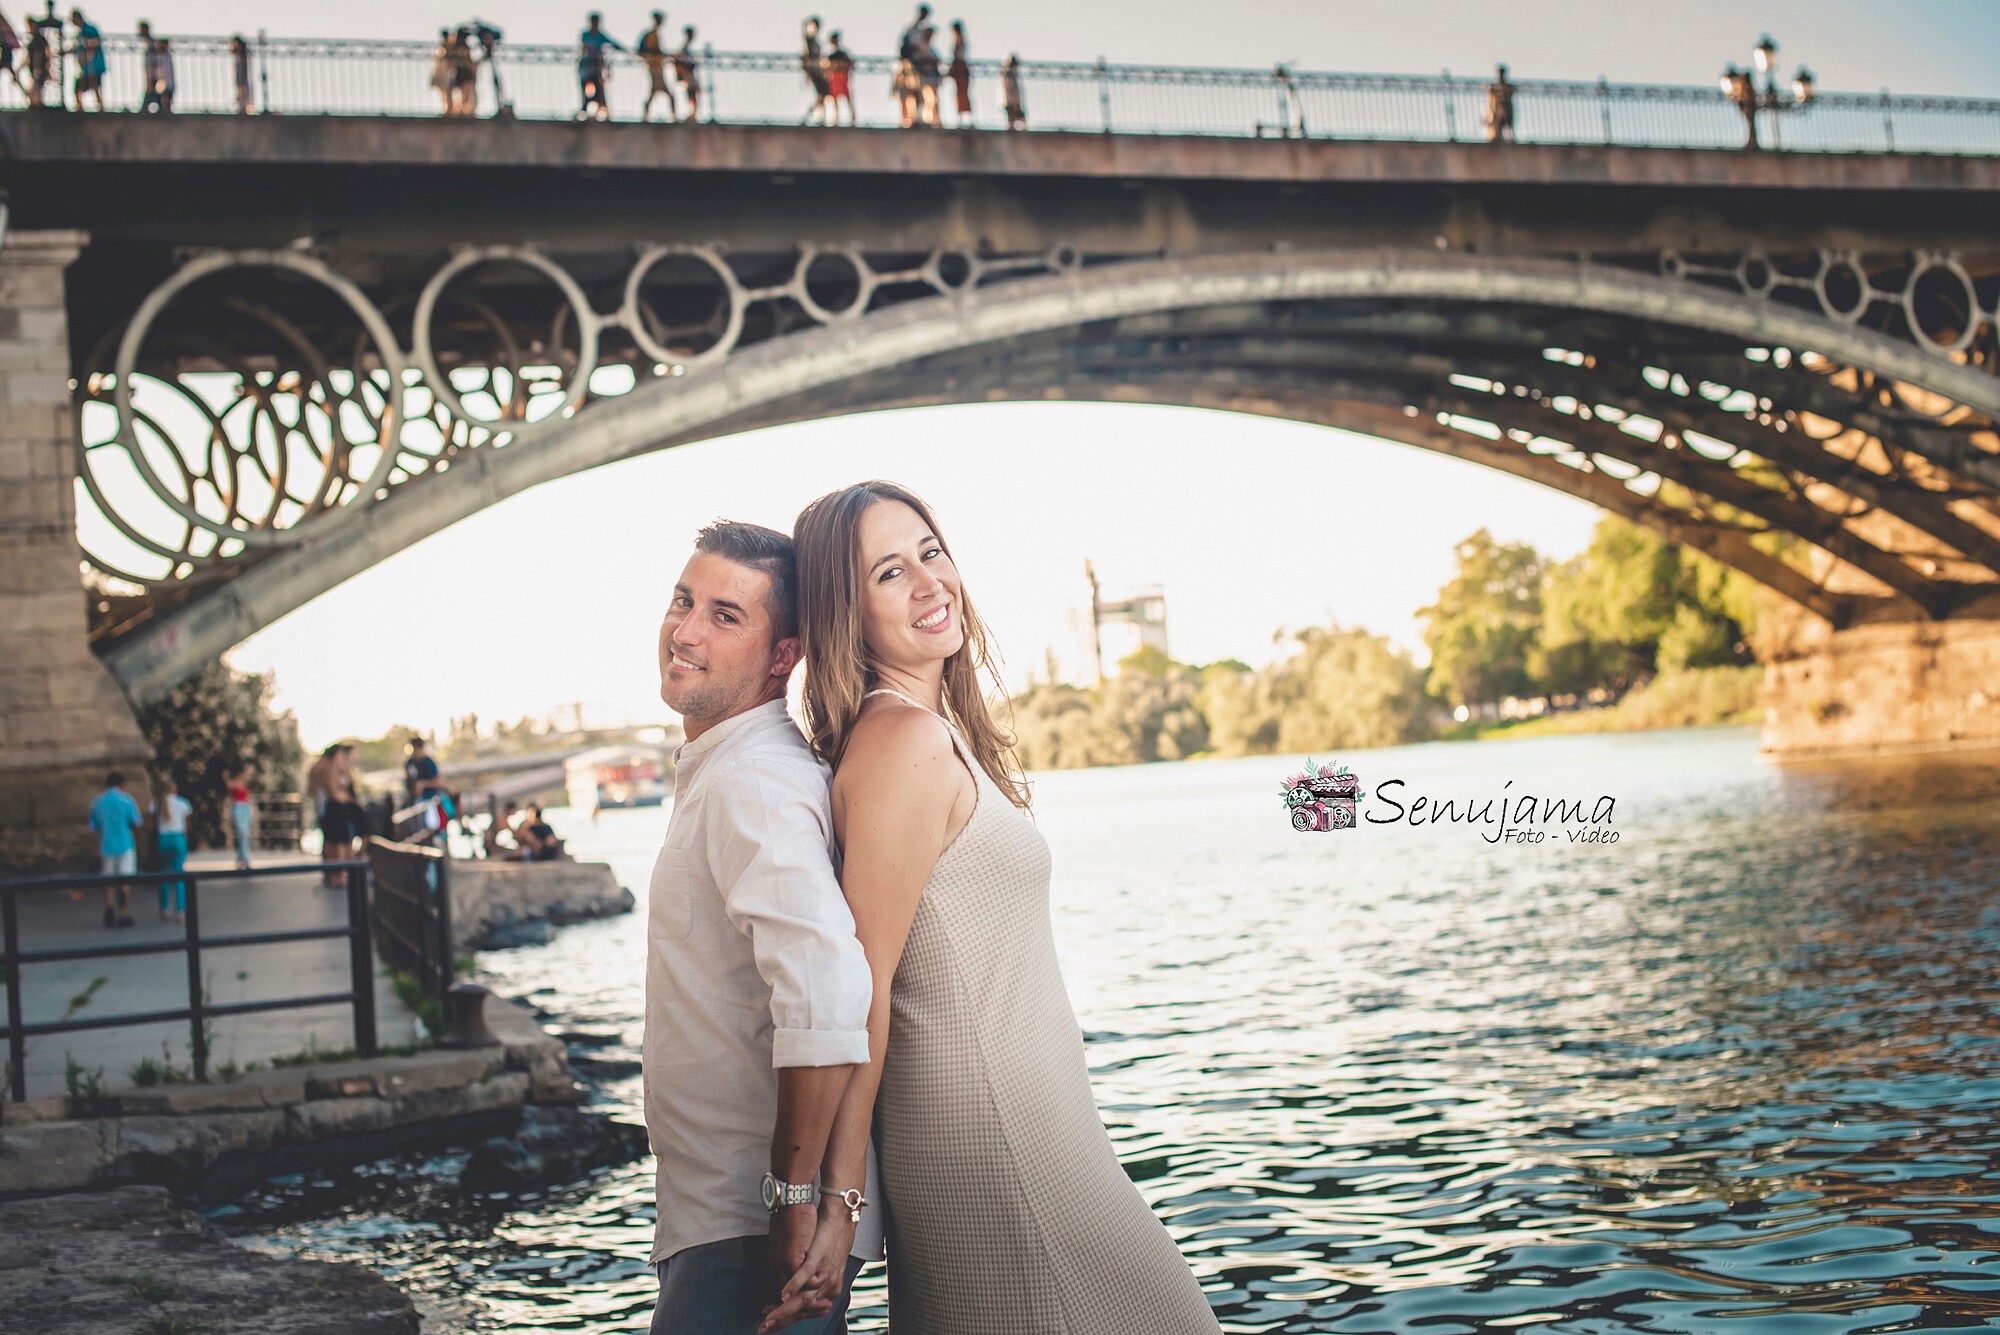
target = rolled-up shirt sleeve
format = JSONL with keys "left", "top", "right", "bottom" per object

{"left": 705, "top": 761, "right": 872, "bottom": 1068}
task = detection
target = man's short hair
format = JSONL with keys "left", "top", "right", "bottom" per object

{"left": 694, "top": 520, "right": 798, "bottom": 641}
{"left": 106, "top": 770, "right": 123, "bottom": 787}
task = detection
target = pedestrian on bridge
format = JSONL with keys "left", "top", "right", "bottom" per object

{"left": 431, "top": 28, "right": 454, "bottom": 114}
{"left": 824, "top": 30, "right": 854, "bottom": 125}
{"left": 229, "top": 32, "right": 251, "bottom": 113}
{"left": 1001, "top": 51, "right": 1025, "bottom": 130}
{"left": 673, "top": 23, "right": 698, "bottom": 121}
{"left": 638, "top": 10, "right": 674, "bottom": 122}
{"left": 88, "top": 771, "right": 141, "bottom": 929}
{"left": 141, "top": 30, "right": 173, "bottom": 113}
{"left": 577, "top": 11, "right": 622, "bottom": 121}
{"left": 801, "top": 16, "right": 830, "bottom": 125}
{"left": 947, "top": 19, "right": 971, "bottom": 128}
{"left": 67, "top": 8, "right": 103, "bottom": 111}
{"left": 1483, "top": 64, "right": 1515, "bottom": 143}
{"left": 23, "top": 7, "right": 53, "bottom": 107}
{"left": 1724, "top": 64, "right": 1759, "bottom": 149}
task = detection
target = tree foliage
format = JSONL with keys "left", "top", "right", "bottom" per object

{"left": 137, "top": 660, "right": 304, "bottom": 848}
{"left": 1417, "top": 529, "right": 1546, "bottom": 709}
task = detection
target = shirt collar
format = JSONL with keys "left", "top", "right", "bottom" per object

{"left": 673, "top": 697, "right": 792, "bottom": 767}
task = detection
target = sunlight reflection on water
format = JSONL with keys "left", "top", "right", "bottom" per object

{"left": 216, "top": 728, "right": 2000, "bottom": 1333}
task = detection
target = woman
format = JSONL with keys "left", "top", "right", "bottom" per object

{"left": 946, "top": 20, "right": 971, "bottom": 127}
{"left": 153, "top": 776, "right": 192, "bottom": 922}
{"left": 223, "top": 762, "right": 256, "bottom": 870}
{"left": 774, "top": 481, "right": 1220, "bottom": 1334}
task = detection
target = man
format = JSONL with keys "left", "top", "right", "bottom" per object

{"left": 576, "top": 11, "right": 621, "bottom": 122}
{"left": 646, "top": 521, "right": 881, "bottom": 1334}
{"left": 68, "top": 8, "right": 102, "bottom": 110}
{"left": 404, "top": 735, "right": 442, "bottom": 805}
{"left": 672, "top": 23, "right": 698, "bottom": 122}
{"left": 88, "top": 771, "right": 142, "bottom": 929}
{"left": 638, "top": 10, "right": 673, "bottom": 122}
{"left": 1483, "top": 64, "right": 1515, "bottom": 143}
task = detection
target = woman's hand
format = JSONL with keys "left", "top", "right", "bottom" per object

{"left": 758, "top": 1195, "right": 860, "bottom": 1333}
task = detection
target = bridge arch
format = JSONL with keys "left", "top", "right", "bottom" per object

{"left": 101, "top": 248, "right": 2000, "bottom": 702}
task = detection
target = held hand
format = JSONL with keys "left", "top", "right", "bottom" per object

{"left": 759, "top": 1196, "right": 860, "bottom": 1334}
{"left": 768, "top": 1201, "right": 817, "bottom": 1285}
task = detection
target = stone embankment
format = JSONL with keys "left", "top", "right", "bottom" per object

{"left": 451, "top": 860, "right": 636, "bottom": 950}
{"left": 0, "top": 1185, "right": 421, "bottom": 1334}
{"left": 0, "top": 997, "right": 641, "bottom": 1200}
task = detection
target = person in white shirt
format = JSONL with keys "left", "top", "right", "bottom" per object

{"left": 646, "top": 520, "right": 880, "bottom": 1335}
{"left": 154, "top": 777, "right": 193, "bottom": 923}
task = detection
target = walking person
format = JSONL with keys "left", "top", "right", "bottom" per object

{"left": 67, "top": 8, "right": 102, "bottom": 111}
{"left": 430, "top": 28, "right": 453, "bottom": 113}
{"left": 223, "top": 762, "right": 256, "bottom": 870}
{"left": 403, "top": 734, "right": 442, "bottom": 805}
{"left": 1483, "top": 63, "right": 1515, "bottom": 142}
{"left": 912, "top": 24, "right": 941, "bottom": 127}
{"left": 644, "top": 520, "right": 881, "bottom": 1334}
{"left": 672, "top": 24, "right": 698, "bottom": 121}
{"left": 576, "top": 11, "right": 621, "bottom": 122}
{"left": 946, "top": 19, "right": 971, "bottom": 127}
{"left": 89, "top": 772, "right": 142, "bottom": 930}
{"left": 764, "top": 482, "right": 1225, "bottom": 1334}
{"left": 153, "top": 777, "right": 192, "bottom": 924}
{"left": 23, "top": 7, "right": 50, "bottom": 106}
{"left": 229, "top": 32, "right": 252, "bottom": 113}
{"left": 1725, "top": 64, "right": 1760, "bottom": 149}
{"left": 142, "top": 31, "right": 172, "bottom": 112}
{"left": 637, "top": 9, "right": 674, "bottom": 122}
{"left": 1000, "top": 51, "right": 1025, "bottom": 129}
{"left": 824, "top": 31, "right": 853, "bottom": 126}
{"left": 799, "top": 16, "right": 830, "bottom": 125}
{"left": 449, "top": 26, "right": 478, "bottom": 115}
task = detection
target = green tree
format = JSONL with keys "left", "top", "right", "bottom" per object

{"left": 1419, "top": 529, "right": 1546, "bottom": 709}
{"left": 1265, "top": 624, "right": 1435, "bottom": 753}
{"left": 138, "top": 660, "right": 304, "bottom": 848}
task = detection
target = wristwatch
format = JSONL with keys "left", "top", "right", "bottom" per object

{"left": 760, "top": 1170, "right": 815, "bottom": 1212}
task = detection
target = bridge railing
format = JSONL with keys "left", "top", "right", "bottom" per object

{"left": 6, "top": 32, "right": 1999, "bottom": 154}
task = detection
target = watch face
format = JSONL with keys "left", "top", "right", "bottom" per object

{"left": 760, "top": 1172, "right": 778, "bottom": 1210}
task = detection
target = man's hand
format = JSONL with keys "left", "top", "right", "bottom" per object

{"left": 769, "top": 1200, "right": 817, "bottom": 1284}
{"left": 759, "top": 1195, "right": 860, "bottom": 1334}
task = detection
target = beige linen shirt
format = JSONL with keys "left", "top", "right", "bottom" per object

{"left": 644, "top": 697, "right": 884, "bottom": 1266}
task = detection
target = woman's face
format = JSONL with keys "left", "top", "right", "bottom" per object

{"left": 856, "top": 499, "right": 964, "bottom": 674}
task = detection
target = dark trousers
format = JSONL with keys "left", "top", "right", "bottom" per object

{"left": 651, "top": 1236, "right": 866, "bottom": 1335}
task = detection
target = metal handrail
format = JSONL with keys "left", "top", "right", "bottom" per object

{"left": 0, "top": 859, "right": 377, "bottom": 1102}
{"left": 5, "top": 30, "right": 1996, "bottom": 154}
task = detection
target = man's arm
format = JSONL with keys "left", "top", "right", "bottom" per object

{"left": 706, "top": 762, "right": 872, "bottom": 1285}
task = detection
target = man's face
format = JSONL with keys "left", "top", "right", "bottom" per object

{"left": 658, "top": 551, "right": 800, "bottom": 725}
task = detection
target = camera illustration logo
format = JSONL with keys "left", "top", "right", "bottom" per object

{"left": 1279, "top": 759, "right": 1363, "bottom": 831}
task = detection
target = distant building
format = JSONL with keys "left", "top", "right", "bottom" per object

{"left": 1079, "top": 560, "right": 1168, "bottom": 684}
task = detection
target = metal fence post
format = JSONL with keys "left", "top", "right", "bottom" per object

{"left": 1598, "top": 75, "right": 1612, "bottom": 144}
{"left": 1442, "top": 69, "right": 1456, "bottom": 141}
{"left": 1882, "top": 87, "right": 1895, "bottom": 152}
{"left": 257, "top": 28, "right": 269, "bottom": 113}
{"left": 3, "top": 888, "right": 25, "bottom": 1102}
{"left": 435, "top": 853, "right": 455, "bottom": 995}
{"left": 184, "top": 872, "right": 207, "bottom": 1080}
{"left": 348, "top": 858, "right": 379, "bottom": 1058}
{"left": 1097, "top": 56, "right": 1111, "bottom": 133}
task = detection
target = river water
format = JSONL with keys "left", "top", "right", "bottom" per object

{"left": 214, "top": 727, "right": 2000, "bottom": 1333}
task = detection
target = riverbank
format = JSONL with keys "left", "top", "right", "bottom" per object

{"left": 1441, "top": 664, "right": 1762, "bottom": 743}
{"left": 0, "top": 1185, "right": 420, "bottom": 1334}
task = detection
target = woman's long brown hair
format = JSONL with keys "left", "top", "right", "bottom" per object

{"left": 793, "top": 481, "right": 1032, "bottom": 811}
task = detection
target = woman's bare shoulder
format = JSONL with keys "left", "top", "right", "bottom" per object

{"left": 840, "top": 701, "right": 959, "bottom": 779}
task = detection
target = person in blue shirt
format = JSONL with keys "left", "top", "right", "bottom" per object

{"left": 88, "top": 771, "right": 143, "bottom": 929}
{"left": 68, "top": 8, "right": 104, "bottom": 111}
{"left": 577, "top": 12, "right": 623, "bottom": 121}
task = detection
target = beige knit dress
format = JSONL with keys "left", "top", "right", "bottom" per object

{"left": 862, "top": 688, "right": 1221, "bottom": 1335}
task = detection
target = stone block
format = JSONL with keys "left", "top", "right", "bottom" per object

{"left": 390, "top": 1069, "right": 532, "bottom": 1125}
{"left": 287, "top": 1095, "right": 397, "bottom": 1139}
{"left": 0, "top": 370, "right": 73, "bottom": 408}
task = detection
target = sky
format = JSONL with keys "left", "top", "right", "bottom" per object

{"left": 76, "top": 1, "right": 1996, "bottom": 748}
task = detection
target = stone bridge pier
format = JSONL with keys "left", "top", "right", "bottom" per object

{"left": 0, "top": 230, "right": 151, "bottom": 869}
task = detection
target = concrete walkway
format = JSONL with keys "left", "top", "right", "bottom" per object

{"left": 6, "top": 852, "right": 421, "bottom": 1101}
